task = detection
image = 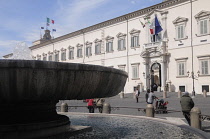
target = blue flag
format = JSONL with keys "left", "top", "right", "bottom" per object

{"left": 52, "top": 29, "right": 56, "bottom": 32}
{"left": 155, "top": 15, "right": 163, "bottom": 35}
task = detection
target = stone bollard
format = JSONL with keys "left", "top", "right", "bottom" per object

{"left": 61, "top": 103, "right": 68, "bottom": 112}
{"left": 120, "top": 92, "right": 124, "bottom": 98}
{"left": 203, "top": 90, "right": 207, "bottom": 98}
{"left": 146, "top": 104, "right": 154, "bottom": 117}
{"left": 178, "top": 90, "right": 182, "bottom": 98}
{"left": 190, "top": 107, "right": 201, "bottom": 129}
{"left": 102, "top": 103, "right": 111, "bottom": 114}
{"left": 163, "top": 91, "right": 167, "bottom": 98}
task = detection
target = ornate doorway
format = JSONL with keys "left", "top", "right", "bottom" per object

{"left": 151, "top": 63, "right": 161, "bottom": 91}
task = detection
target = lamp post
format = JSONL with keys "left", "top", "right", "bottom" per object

{"left": 187, "top": 71, "right": 200, "bottom": 98}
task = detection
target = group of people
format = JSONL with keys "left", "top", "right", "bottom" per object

{"left": 134, "top": 87, "right": 195, "bottom": 126}
{"left": 86, "top": 98, "right": 105, "bottom": 113}
{"left": 134, "top": 88, "right": 157, "bottom": 104}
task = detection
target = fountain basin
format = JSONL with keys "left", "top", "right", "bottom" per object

{"left": 0, "top": 60, "right": 127, "bottom": 138}
{"left": 64, "top": 112, "right": 210, "bottom": 139}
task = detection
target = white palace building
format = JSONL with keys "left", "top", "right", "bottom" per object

{"left": 4, "top": 0, "right": 210, "bottom": 95}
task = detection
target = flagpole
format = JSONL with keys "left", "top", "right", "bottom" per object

{"left": 52, "top": 29, "right": 54, "bottom": 39}
{"left": 40, "top": 28, "right": 42, "bottom": 39}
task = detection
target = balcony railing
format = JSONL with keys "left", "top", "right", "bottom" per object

{"left": 144, "top": 41, "right": 161, "bottom": 49}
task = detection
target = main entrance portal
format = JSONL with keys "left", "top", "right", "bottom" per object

{"left": 150, "top": 63, "right": 161, "bottom": 91}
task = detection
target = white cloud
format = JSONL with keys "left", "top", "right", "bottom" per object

{"left": 54, "top": 0, "right": 109, "bottom": 35}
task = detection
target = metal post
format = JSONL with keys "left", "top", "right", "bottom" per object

{"left": 120, "top": 92, "right": 124, "bottom": 98}
{"left": 102, "top": 103, "right": 111, "bottom": 114}
{"left": 190, "top": 107, "right": 201, "bottom": 129}
{"left": 61, "top": 103, "right": 68, "bottom": 112}
{"left": 203, "top": 90, "right": 207, "bottom": 98}
{"left": 178, "top": 90, "right": 182, "bottom": 98}
{"left": 163, "top": 91, "right": 167, "bottom": 98}
{"left": 146, "top": 104, "right": 154, "bottom": 117}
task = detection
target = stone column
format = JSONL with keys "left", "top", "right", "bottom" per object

{"left": 61, "top": 103, "right": 68, "bottom": 112}
{"left": 203, "top": 90, "right": 207, "bottom": 98}
{"left": 160, "top": 61, "right": 166, "bottom": 91}
{"left": 146, "top": 104, "right": 154, "bottom": 117}
{"left": 166, "top": 80, "right": 171, "bottom": 92}
{"left": 139, "top": 82, "right": 143, "bottom": 92}
{"left": 102, "top": 103, "right": 111, "bottom": 114}
{"left": 190, "top": 107, "right": 201, "bottom": 129}
{"left": 178, "top": 90, "right": 182, "bottom": 98}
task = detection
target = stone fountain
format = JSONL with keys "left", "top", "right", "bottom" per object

{"left": 0, "top": 59, "right": 128, "bottom": 138}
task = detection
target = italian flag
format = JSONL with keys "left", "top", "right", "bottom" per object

{"left": 47, "top": 17, "right": 55, "bottom": 24}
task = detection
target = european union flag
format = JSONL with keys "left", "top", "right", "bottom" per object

{"left": 155, "top": 15, "right": 163, "bottom": 35}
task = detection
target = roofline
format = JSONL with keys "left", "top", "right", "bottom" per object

{"left": 18, "top": 0, "right": 190, "bottom": 52}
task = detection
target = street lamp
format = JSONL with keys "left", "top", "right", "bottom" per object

{"left": 187, "top": 70, "right": 200, "bottom": 97}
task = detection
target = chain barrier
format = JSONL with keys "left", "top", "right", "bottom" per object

{"left": 200, "top": 114, "right": 210, "bottom": 121}
{"left": 56, "top": 106, "right": 210, "bottom": 122}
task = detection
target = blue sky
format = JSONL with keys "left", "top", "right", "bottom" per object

{"left": 0, "top": 0, "right": 162, "bottom": 58}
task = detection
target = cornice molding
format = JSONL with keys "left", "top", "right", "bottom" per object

{"left": 173, "top": 16, "right": 188, "bottom": 24}
{"left": 195, "top": 10, "right": 210, "bottom": 19}
{"left": 29, "top": 0, "right": 189, "bottom": 50}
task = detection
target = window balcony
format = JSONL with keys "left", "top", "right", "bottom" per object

{"left": 144, "top": 41, "right": 161, "bottom": 49}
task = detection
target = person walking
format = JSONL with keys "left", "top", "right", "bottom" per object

{"left": 95, "top": 98, "right": 105, "bottom": 113}
{"left": 145, "top": 89, "right": 150, "bottom": 103}
{"left": 86, "top": 99, "right": 95, "bottom": 113}
{"left": 134, "top": 88, "right": 139, "bottom": 103}
{"left": 147, "top": 90, "right": 157, "bottom": 104}
{"left": 180, "top": 92, "right": 194, "bottom": 125}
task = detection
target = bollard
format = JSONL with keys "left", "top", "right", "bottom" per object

{"left": 61, "top": 103, "right": 68, "bottom": 112}
{"left": 102, "top": 103, "right": 111, "bottom": 114}
{"left": 163, "top": 91, "right": 167, "bottom": 98}
{"left": 120, "top": 92, "right": 124, "bottom": 99}
{"left": 146, "top": 104, "right": 154, "bottom": 117}
{"left": 178, "top": 90, "right": 182, "bottom": 98}
{"left": 203, "top": 90, "right": 207, "bottom": 98}
{"left": 190, "top": 107, "right": 201, "bottom": 129}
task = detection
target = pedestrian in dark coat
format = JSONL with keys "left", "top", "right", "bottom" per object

{"left": 180, "top": 92, "right": 194, "bottom": 125}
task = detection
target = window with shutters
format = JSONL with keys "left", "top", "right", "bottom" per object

{"left": 175, "top": 57, "right": 188, "bottom": 77}
{"left": 173, "top": 17, "right": 188, "bottom": 40}
{"left": 129, "top": 29, "right": 140, "bottom": 48}
{"left": 105, "top": 36, "right": 114, "bottom": 53}
{"left": 68, "top": 46, "right": 74, "bottom": 60}
{"left": 177, "top": 24, "right": 184, "bottom": 39}
{"left": 42, "top": 53, "right": 47, "bottom": 61}
{"left": 37, "top": 54, "right": 41, "bottom": 60}
{"left": 131, "top": 63, "right": 139, "bottom": 79}
{"left": 85, "top": 41, "right": 92, "bottom": 57}
{"left": 116, "top": 33, "right": 126, "bottom": 51}
{"left": 197, "top": 55, "right": 210, "bottom": 76}
{"left": 200, "top": 19, "right": 208, "bottom": 35}
{"left": 195, "top": 11, "right": 210, "bottom": 36}
{"left": 48, "top": 51, "right": 53, "bottom": 61}
{"left": 61, "top": 48, "right": 66, "bottom": 61}
{"left": 131, "top": 36, "right": 139, "bottom": 48}
{"left": 43, "top": 56, "right": 47, "bottom": 61}
{"left": 54, "top": 50, "right": 59, "bottom": 62}
{"left": 94, "top": 39, "right": 102, "bottom": 55}
{"left": 201, "top": 60, "right": 209, "bottom": 75}
{"left": 178, "top": 62, "right": 185, "bottom": 76}
{"left": 76, "top": 44, "right": 83, "bottom": 58}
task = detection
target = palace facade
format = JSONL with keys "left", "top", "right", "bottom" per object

{"left": 5, "top": 0, "right": 210, "bottom": 94}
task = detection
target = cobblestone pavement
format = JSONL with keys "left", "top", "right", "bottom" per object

{"left": 57, "top": 91, "right": 210, "bottom": 133}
